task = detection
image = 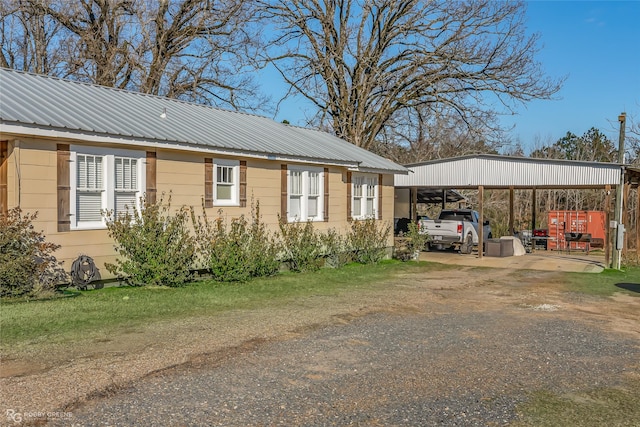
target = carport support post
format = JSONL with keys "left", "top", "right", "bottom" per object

{"left": 531, "top": 188, "right": 537, "bottom": 227}
{"left": 411, "top": 186, "right": 418, "bottom": 223}
{"left": 478, "top": 185, "right": 484, "bottom": 259}
{"left": 509, "top": 186, "right": 515, "bottom": 236}
{"left": 531, "top": 189, "right": 537, "bottom": 252}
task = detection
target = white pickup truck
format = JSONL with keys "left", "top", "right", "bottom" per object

{"left": 419, "top": 209, "right": 492, "bottom": 254}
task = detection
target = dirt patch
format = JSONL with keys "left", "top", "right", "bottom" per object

{"left": 1, "top": 266, "right": 638, "bottom": 421}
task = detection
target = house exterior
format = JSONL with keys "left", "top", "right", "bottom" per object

{"left": 0, "top": 68, "right": 406, "bottom": 278}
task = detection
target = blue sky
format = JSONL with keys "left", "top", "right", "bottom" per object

{"left": 502, "top": 0, "right": 640, "bottom": 154}
{"left": 263, "top": 1, "right": 640, "bottom": 155}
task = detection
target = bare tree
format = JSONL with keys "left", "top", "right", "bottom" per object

{"left": 134, "top": 0, "right": 264, "bottom": 108}
{"left": 259, "top": 0, "right": 563, "bottom": 150}
{"left": 0, "top": 0, "right": 65, "bottom": 73}
{"left": 2, "top": 0, "right": 264, "bottom": 109}
{"left": 369, "top": 108, "right": 499, "bottom": 164}
{"left": 31, "top": 0, "right": 138, "bottom": 87}
{"left": 626, "top": 109, "right": 640, "bottom": 165}
{"left": 372, "top": 104, "right": 503, "bottom": 163}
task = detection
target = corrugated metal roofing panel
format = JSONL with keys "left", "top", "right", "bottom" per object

{"left": 395, "top": 155, "right": 621, "bottom": 187}
{"left": 0, "top": 68, "right": 406, "bottom": 173}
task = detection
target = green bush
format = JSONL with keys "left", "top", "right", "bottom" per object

{"left": 209, "top": 215, "right": 252, "bottom": 282}
{"left": 0, "top": 208, "right": 67, "bottom": 297}
{"left": 393, "top": 236, "right": 413, "bottom": 261}
{"left": 278, "top": 216, "right": 324, "bottom": 272}
{"left": 192, "top": 202, "right": 280, "bottom": 282}
{"left": 104, "top": 194, "right": 196, "bottom": 287}
{"left": 393, "top": 222, "right": 428, "bottom": 262}
{"left": 320, "top": 228, "right": 350, "bottom": 268}
{"left": 348, "top": 218, "right": 391, "bottom": 264}
{"left": 246, "top": 203, "right": 282, "bottom": 278}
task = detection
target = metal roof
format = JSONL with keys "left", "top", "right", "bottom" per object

{"left": 0, "top": 68, "right": 406, "bottom": 173}
{"left": 415, "top": 189, "right": 465, "bottom": 204}
{"left": 395, "top": 154, "right": 624, "bottom": 189}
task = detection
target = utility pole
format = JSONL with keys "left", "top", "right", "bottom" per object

{"left": 612, "top": 112, "right": 626, "bottom": 270}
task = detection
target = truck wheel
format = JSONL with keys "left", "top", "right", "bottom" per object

{"left": 460, "top": 234, "right": 473, "bottom": 254}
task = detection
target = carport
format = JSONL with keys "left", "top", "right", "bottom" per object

{"left": 394, "top": 154, "right": 640, "bottom": 266}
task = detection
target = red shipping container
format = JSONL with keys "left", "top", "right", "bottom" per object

{"left": 547, "top": 210, "right": 606, "bottom": 251}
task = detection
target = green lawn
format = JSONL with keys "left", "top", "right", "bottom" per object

{"left": 0, "top": 261, "right": 433, "bottom": 349}
{"left": 513, "top": 381, "right": 640, "bottom": 427}
{"left": 562, "top": 266, "right": 640, "bottom": 296}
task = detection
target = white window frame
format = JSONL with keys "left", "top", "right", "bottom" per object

{"left": 287, "top": 165, "right": 324, "bottom": 222}
{"left": 352, "top": 173, "right": 378, "bottom": 220}
{"left": 75, "top": 153, "right": 104, "bottom": 226}
{"left": 213, "top": 159, "right": 240, "bottom": 206}
{"left": 70, "top": 145, "right": 145, "bottom": 230}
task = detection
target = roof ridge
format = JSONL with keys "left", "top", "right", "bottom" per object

{"left": 404, "top": 153, "right": 623, "bottom": 167}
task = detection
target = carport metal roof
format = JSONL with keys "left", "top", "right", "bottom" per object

{"left": 395, "top": 154, "right": 640, "bottom": 189}
{"left": 393, "top": 154, "right": 640, "bottom": 263}
{"left": 416, "top": 188, "right": 465, "bottom": 204}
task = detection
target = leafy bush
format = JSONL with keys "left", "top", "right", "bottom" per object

{"left": 104, "top": 194, "right": 195, "bottom": 287}
{"left": 320, "top": 228, "right": 350, "bottom": 268}
{"left": 192, "top": 202, "right": 281, "bottom": 282}
{"left": 210, "top": 215, "right": 253, "bottom": 282}
{"left": 348, "top": 218, "right": 391, "bottom": 264}
{"left": 278, "top": 216, "right": 324, "bottom": 272}
{"left": 245, "top": 203, "right": 282, "bottom": 278}
{"left": 394, "top": 222, "right": 428, "bottom": 262}
{"left": 0, "top": 208, "right": 67, "bottom": 297}
{"left": 393, "top": 236, "right": 413, "bottom": 262}
{"left": 406, "top": 221, "right": 428, "bottom": 252}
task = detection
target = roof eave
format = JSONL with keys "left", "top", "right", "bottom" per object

{"left": 0, "top": 122, "right": 367, "bottom": 169}
{"left": 354, "top": 165, "right": 409, "bottom": 174}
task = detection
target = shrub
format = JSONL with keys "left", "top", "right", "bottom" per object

{"left": 278, "top": 216, "right": 323, "bottom": 272}
{"left": 348, "top": 218, "right": 391, "bottom": 264}
{"left": 246, "top": 203, "right": 282, "bottom": 278}
{"left": 394, "top": 222, "right": 428, "bottom": 262}
{"left": 393, "top": 235, "right": 413, "bottom": 262}
{"left": 104, "top": 194, "right": 195, "bottom": 287}
{"left": 0, "top": 208, "right": 67, "bottom": 297}
{"left": 208, "top": 214, "right": 253, "bottom": 282}
{"left": 192, "top": 201, "right": 280, "bottom": 282}
{"left": 320, "top": 228, "right": 350, "bottom": 268}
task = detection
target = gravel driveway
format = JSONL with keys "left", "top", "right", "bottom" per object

{"left": 37, "top": 268, "right": 640, "bottom": 427}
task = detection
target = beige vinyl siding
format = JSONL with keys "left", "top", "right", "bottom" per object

{"left": 155, "top": 150, "right": 203, "bottom": 209}
{"left": 243, "top": 160, "right": 281, "bottom": 220}
{"left": 1, "top": 135, "right": 397, "bottom": 279}
{"left": 11, "top": 139, "right": 58, "bottom": 236}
